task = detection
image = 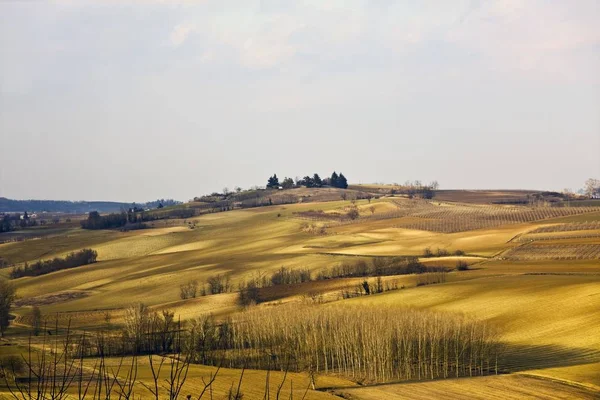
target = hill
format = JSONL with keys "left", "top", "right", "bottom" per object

{"left": 0, "top": 198, "right": 131, "bottom": 213}
{"left": 0, "top": 198, "right": 180, "bottom": 214}
{"left": 1, "top": 188, "right": 599, "bottom": 399}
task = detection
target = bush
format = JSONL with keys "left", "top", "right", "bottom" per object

{"left": 0, "top": 355, "right": 25, "bottom": 378}
{"left": 436, "top": 248, "right": 449, "bottom": 257}
{"left": 180, "top": 281, "right": 199, "bottom": 299}
{"left": 456, "top": 261, "right": 469, "bottom": 271}
{"left": 416, "top": 272, "right": 447, "bottom": 286}
{"left": 346, "top": 207, "right": 360, "bottom": 220}
{"left": 270, "top": 267, "right": 311, "bottom": 286}
{"left": 207, "top": 274, "right": 231, "bottom": 294}
{"left": 238, "top": 281, "right": 260, "bottom": 306}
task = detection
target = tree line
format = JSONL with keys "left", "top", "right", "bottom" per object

{"left": 267, "top": 171, "right": 348, "bottom": 189}
{"left": 237, "top": 258, "right": 446, "bottom": 305}
{"left": 80, "top": 208, "right": 196, "bottom": 230}
{"left": 0, "top": 314, "right": 311, "bottom": 400}
{"left": 9, "top": 249, "right": 98, "bottom": 279}
{"left": 224, "top": 305, "right": 501, "bottom": 382}
{"left": 66, "top": 304, "right": 501, "bottom": 384}
{"left": 12, "top": 303, "right": 501, "bottom": 385}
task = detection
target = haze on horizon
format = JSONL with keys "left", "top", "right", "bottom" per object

{"left": 1, "top": 0, "right": 599, "bottom": 203}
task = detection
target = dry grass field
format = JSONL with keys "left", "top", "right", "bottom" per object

{"left": 1, "top": 188, "right": 599, "bottom": 399}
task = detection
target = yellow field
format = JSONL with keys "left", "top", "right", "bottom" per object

{"left": 2, "top": 193, "right": 600, "bottom": 398}
{"left": 336, "top": 374, "right": 600, "bottom": 399}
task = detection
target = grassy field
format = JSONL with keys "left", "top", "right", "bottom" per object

{"left": 1, "top": 190, "right": 599, "bottom": 398}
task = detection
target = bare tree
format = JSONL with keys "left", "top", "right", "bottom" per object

{"left": 31, "top": 306, "right": 42, "bottom": 336}
{"left": 0, "top": 279, "right": 16, "bottom": 337}
{"left": 584, "top": 178, "right": 600, "bottom": 198}
{"left": 180, "top": 280, "right": 199, "bottom": 299}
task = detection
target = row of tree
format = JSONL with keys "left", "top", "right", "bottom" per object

{"left": 81, "top": 211, "right": 128, "bottom": 230}
{"left": 236, "top": 258, "right": 447, "bottom": 305}
{"left": 315, "top": 256, "right": 442, "bottom": 280}
{"left": 9, "top": 249, "right": 98, "bottom": 279}
{"left": 266, "top": 172, "right": 349, "bottom": 189}
{"left": 21, "top": 302, "right": 501, "bottom": 384}
{"left": 0, "top": 212, "right": 41, "bottom": 232}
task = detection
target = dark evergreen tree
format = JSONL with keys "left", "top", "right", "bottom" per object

{"left": 330, "top": 171, "right": 339, "bottom": 187}
{"left": 267, "top": 174, "right": 280, "bottom": 188}
{"left": 313, "top": 173, "right": 323, "bottom": 187}
{"left": 338, "top": 173, "right": 348, "bottom": 189}
{"left": 1, "top": 215, "right": 13, "bottom": 233}
{"left": 281, "top": 177, "right": 295, "bottom": 189}
{"left": 302, "top": 176, "right": 314, "bottom": 188}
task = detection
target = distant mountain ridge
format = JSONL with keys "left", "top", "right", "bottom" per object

{"left": 0, "top": 198, "right": 180, "bottom": 214}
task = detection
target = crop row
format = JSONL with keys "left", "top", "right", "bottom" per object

{"left": 394, "top": 204, "right": 600, "bottom": 233}
{"left": 528, "top": 221, "right": 600, "bottom": 233}
{"left": 295, "top": 198, "right": 600, "bottom": 233}
{"left": 516, "top": 232, "right": 600, "bottom": 243}
{"left": 502, "top": 244, "right": 600, "bottom": 260}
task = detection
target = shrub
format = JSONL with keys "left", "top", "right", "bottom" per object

{"left": 436, "top": 248, "right": 449, "bottom": 257}
{"left": 346, "top": 206, "right": 360, "bottom": 220}
{"left": 180, "top": 281, "right": 199, "bottom": 299}
{"left": 238, "top": 281, "right": 260, "bottom": 306}
{"left": 0, "top": 355, "right": 25, "bottom": 378}
{"left": 456, "top": 261, "right": 469, "bottom": 271}
{"left": 270, "top": 267, "right": 311, "bottom": 286}
{"left": 416, "top": 272, "right": 447, "bottom": 286}
{"left": 207, "top": 274, "right": 231, "bottom": 295}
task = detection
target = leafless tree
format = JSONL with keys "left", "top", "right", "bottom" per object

{"left": 0, "top": 279, "right": 16, "bottom": 337}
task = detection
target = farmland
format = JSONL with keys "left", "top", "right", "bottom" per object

{"left": 1, "top": 188, "right": 599, "bottom": 399}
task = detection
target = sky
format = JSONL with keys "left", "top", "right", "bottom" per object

{"left": 1, "top": 0, "right": 599, "bottom": 202}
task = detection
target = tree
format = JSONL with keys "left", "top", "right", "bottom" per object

{"left": 313, "top": 173, "right": 323, "bottom": 187}
{"left": 32, "top": 306, "right": 42, "bottom": 336}
{"left": 1, "top": 214, "right": 13, "bottom": 233}
{"left": 330, "top": 172, "right": 339, "bottom": 188}
{"left": 267, "top": 174, "right": 280, "bottom": 189}
{"left": 281, "top": 177, "right": 294, "bottom": 189}
{"left": 337, "top": 173, "right": 348, "bottom": 189}
{"left": 302, "top": 175, "right": 314, "bottom": 188}
{"left": 584, "top": 178, "right": 600, "bottom": 198}
{"left": 347, "top": 206, "right": 360, "bottom": 220}
{"left": 124, "top": 303, "right": 151, "bottom": 353}
{"left": 0, "top": 279, "right": 16, "bottom": 337}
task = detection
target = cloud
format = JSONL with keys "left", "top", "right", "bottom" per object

{"left": 444, "top": 0, "right": 600, "bottom": 81}
{"left": 170, "top": 23, "right": 197, "bottom": 47}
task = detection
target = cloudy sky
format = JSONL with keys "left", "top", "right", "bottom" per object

{"left": 1, "top": 0, "right": 599, "bottom": 202}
